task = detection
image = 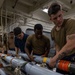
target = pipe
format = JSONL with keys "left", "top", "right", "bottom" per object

{"left": 12, "top": 0, "right": 19, "bottom": 8}
{"left": 1, "top": 9, "right": 51, "bottom": 25}
{"left": 1, "top": 7, "right": 4, "bottom": 44}
{"left": 0, "top": 53, "right": 62, "bottom": 75}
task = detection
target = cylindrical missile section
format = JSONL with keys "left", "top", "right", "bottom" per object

{"left": 0, "top": 53, "right": 62, "bottom": 75}
{"left": 7, "top": 50, "right": 75, "bottom": 74}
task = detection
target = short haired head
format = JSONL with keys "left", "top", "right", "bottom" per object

{"left": 9, "top": 31, "right": 14, "bottom": 35}
{"left": 13, "top": 27, "right": 22, "bottom": 36}
{"left": 48, "top": 2, "right": 61, "bottom": 16}
{"left": 9, "top": 31, "right": 13, "bottom": 34}
{"left": 34, "top": 24, "right": 43, "bottom": 31}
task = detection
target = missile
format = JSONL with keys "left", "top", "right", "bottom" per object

{"left": 56, "top": 60, "right": 75, "bottom": 73}
{"left": 8, "top": 50, "right": 75, "bottom": 74}
{"left": 8, "top": 50, "right": 50, "bottom": 64}
{"left": 0, "top": 53, "right": 62, "bottom": 75}
{"left": 0, "top": 68, "right": 7, "bottom": 75}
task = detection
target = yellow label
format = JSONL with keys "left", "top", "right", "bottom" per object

{"left": 43, "top": 57, "right": 47, "bottom": 63}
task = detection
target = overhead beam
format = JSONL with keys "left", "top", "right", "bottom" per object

{"left": 58, "top": 0, "right": 71, "bottom": 9}
{"left": 3, "top": 0, "right": 29, "bottom": 14}
{"left": 64, "top": 6, "right": 75, "bottom": 16}
{"left": 18, "top": 0, "right": 33, "bottom": 6}
{"left": 28, "top": 0, "right": 52, "bottom": 13}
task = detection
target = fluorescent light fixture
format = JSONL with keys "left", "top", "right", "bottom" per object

{"left": 42, "top": 8, "right": 48, "bottom": 13}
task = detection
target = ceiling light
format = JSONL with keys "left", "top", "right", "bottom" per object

{"left": 42, "top": 8, "right": 48, "bottom": 13}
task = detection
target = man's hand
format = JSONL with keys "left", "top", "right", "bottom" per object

{"left": 41, "top": 54, "right": 46, "bottom": 57}
{"left": 29, "top": 55, "right": 35, "bottom": 61}
{"left": 49, "top": 57, "right": 56, "bottom": 68}
{"left": 16, "top": 54, "right": 19, "bottom": 57}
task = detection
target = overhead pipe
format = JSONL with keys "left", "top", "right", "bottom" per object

{"left": 1, "top": 7, "right": 4, "bottom": 44}
{"left": 2, "top": 9, "right": 51, "bottom": 25}
{"left": 12, "top": 0, "right": 19, "bottom": 9}
{"left": 19, "top": 0, "right": 33, "bottom": 6}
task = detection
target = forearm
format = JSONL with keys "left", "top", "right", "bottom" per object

{"left": 25, "top": 48, "right": 31, "bottom": 57}
{"left": 44, "top": 49, "right": 49, "bottom": 57}
{"left": 15, "top": 47, "right": 19, "bottom": 55}
{"left": 55, "top": 43, "right": 60, "bottom": 54}
{"left": 53, "top": 40, "right": 75, "bottom": 61}
{"left": 1, "top": 48, "right": 4, "bottom": 53}
{"left": 49, "top": 34, "right": 75, "bottom": 68}
{"left": 25, "top": 42, "right": 32, "bottom": 57}
{"left": 44, "top": 44, "right": 50, "bottom": 56}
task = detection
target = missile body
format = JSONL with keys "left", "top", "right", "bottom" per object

{"left": 0, "top": 53, "right": 62, "bottom": 75}
{"left": 0, "top": 68, "right": 7, "bottom": 75}
{"left": 8, "top": 50, "right": 75, "bottom": 74}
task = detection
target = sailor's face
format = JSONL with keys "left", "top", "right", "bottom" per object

{"left": 50, "top": 10, "right": 64, "bottom": 27}
{"left": 16, "top": 32, "right": 23, "bottom": 40}
{"left": 35, "top": 29, "right": 43, "bottom": 39}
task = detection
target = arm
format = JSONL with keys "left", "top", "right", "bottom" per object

{"left": 42, "top": 49, "right": 50, "bottom": 57}
{"left": 25, "top": 42, "right": 34, "bottom": 61}
{"left": 15, "top": 47, "right": 19, "bottom": 56}
{"left": 0, "top": 47, "right": 4, "bottom": 53}
{"left": 14, "top": 37, "right": 20, "bottom": 56}
{"left": 55, "top": 43, "right": 60, "bottom": 54}
{"left": 25, "top": 42, "right": 31, "bottom": 57}
{"left": 53, "top": 34, "right": 75, "bottom": 61}
{"left": 0, "top": 45, "right": 7, "bottom": 54}
{"left": 49, "top": 34, "right": 75, "bottom": 68}
{"left": 42, "top": 39, "right": 50, "bottom": 57}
